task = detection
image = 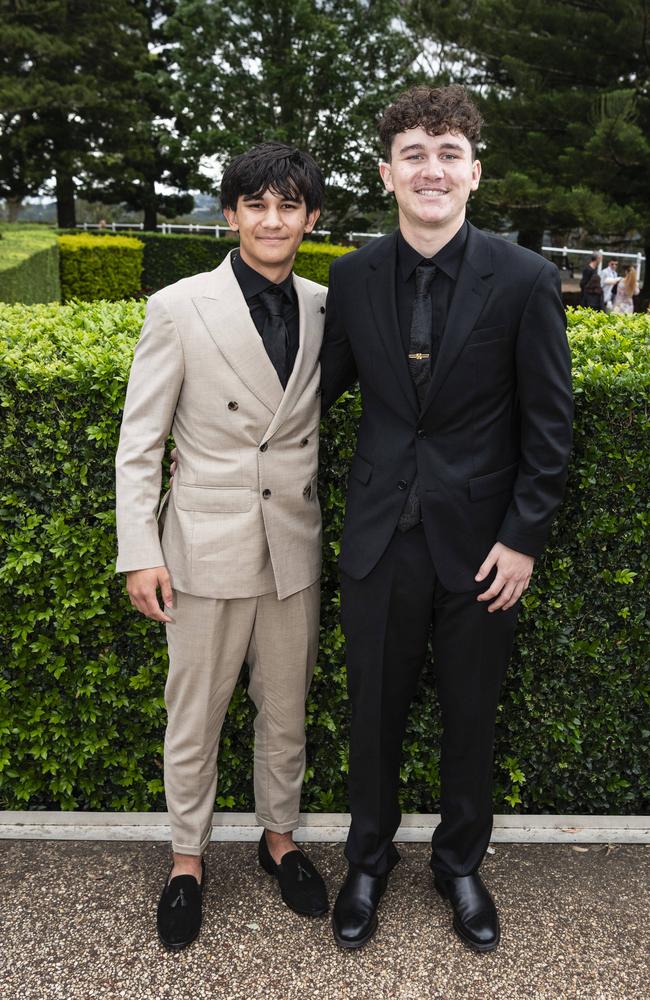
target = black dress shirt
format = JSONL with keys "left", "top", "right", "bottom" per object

{"left": 231, "top": 250, "right": 300, "bottom": 384}
{"left": 396, "top": 221, "right": 469, "bottom": 362}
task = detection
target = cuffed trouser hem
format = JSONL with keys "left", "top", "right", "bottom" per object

{"left": 171, "top": 830, "right": 213, "bottom": 856}
{"left": 255, "top": 814, "right": 299, "bottom": 834}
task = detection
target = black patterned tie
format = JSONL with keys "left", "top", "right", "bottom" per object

{"left": 398, "top": 262, "right": 436, "bottom": 533}
{"left": 259, "top": 287, "right": 289, "bottom": 388}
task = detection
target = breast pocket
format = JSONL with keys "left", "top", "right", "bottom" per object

{"left": 466, "top": 325, "right": 508, "bottom": 348}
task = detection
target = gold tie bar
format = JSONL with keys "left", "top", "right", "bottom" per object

{"left": 408, "top": 353, "right": 430, "bottom": 360}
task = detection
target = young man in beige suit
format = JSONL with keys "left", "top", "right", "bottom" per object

{"left": 115, "top": 143, "right": 329, "bottom": 950}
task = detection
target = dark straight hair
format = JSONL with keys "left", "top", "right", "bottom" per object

{"left": 221, "top": 142, "right": 325, "bottom": 215}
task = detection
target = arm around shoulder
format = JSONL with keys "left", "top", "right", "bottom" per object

{"left": 319, "top": 262, "right": 358, "bottom": 413}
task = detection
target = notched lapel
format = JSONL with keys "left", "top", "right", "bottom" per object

{"left": 192, "top": 257, "right": 284, "bottom": 414}
{"left": 422, "top": 227, "right": 494, "bottom": 415}
{"left": 367, "top": 239, "right": 418, "bottom": 417}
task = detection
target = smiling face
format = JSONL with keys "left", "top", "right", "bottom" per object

{"left": 223, "top": 189, "right": 320, "bottom": 282}
{"left": 379, "top": 127, "right": 481, "bottom": 244}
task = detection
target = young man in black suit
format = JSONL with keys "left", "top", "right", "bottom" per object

{"left": 320, "top": 85, "right": 573, "bottom": 952}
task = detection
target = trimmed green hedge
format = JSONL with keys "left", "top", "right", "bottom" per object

{"left": 59, "top": 230, "right": 352, "bottom": 295}
{"left": 58, "top": 234, "right": 144, "bottom": 301}
{"left": 0, "top": 226, "right": 60, "bottom": 305}
{"left": 0, "top": 304, "right": 647, "bottom": 814}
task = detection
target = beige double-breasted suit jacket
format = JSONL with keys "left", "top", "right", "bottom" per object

{"left": 115, "top": 251, "right": 327, "bottom": 600}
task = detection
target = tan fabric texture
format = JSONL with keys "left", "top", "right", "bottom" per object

{"left": 115, "top": 251, "right": 326, "bottom": 600}
{"left": 164, "top": 583, "right": 320, "bottom": 854}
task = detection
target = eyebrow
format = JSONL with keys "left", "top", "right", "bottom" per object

{"left": 397, "top": 140, "right": 467, "bottom": 156}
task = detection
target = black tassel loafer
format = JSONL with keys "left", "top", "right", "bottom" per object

{"left": 258, "top": 832, "right": 328, "bottom": 916}
{"left": 433, "top": 871, "right": 500, "bottom": 952}
{"left": 157, "top": 859, "right": 206, "bottom": 950}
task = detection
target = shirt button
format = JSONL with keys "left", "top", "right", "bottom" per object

{"left": 397, "top": 480, "right": 408, "bottom": 491}
{"left": 417, "top": 429, "right": 426, "bottom": 439}
{"left": 260, "top": 442, "right": 268, "bottom": 452}
{"left": 227, "top": 401, "right": 238, "bottom": 411}
{"left": 262, "top": 489, "right": 271, "bottom": 499}
{"left": 299, "top": 438, "right": 309, "bottom": 447}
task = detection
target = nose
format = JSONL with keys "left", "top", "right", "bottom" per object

{"left": 261, "top": 207, "right": 283, "bottom": 228}
{"left": 420, "top": 156, "right": 445, "bottom": 180}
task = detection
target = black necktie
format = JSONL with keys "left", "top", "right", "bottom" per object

{"left": 259, "top": 287, "right": 289, "bottom": 388}
{"left": 398, "top": 262, "right": 436, "bottom": 533}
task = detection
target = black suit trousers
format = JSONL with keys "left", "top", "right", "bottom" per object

{"left": 340, "top": 524, "right": 519, "bottom": 879}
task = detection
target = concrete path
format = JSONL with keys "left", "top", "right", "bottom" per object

{"left": 1, "top": 840, "right": 648, "bottom": 1000}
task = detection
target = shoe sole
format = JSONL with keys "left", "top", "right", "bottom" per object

{"left": 332, "top": 914, "right": 378, "bottom": 950}
{"left": 434, "top": 882, "right": 499, "bottom": 953}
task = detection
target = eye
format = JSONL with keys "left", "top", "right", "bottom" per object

{"left": 406, "top": 154, "right": 423, "bottom": 161}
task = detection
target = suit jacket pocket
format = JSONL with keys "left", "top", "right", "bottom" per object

{"left": 468, "top": 462, "right": 518, "bottom": 501}
{"left": 465, "top": 325, "right": 507, "bottom": 347}
{"left": 176, "top": 483, "right": 253, "bottom": 513}
{"left": 350, "top": 454, "right": 373, "bottom": 485}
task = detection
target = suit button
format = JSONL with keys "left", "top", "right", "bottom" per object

{"left": 320, "top": 306, "right": 325, "bottom": 314}
{"left": 227, "top": 401, "right": 238, "bottom": 411}
{"left": 303, "top": 484, "right": 312, "bottom": 498}
{"left": 315, "top": 386, "right": 321, "bottom": 396}
{"left": 417, "top": 429, "right": 426, "bottom": 439}
{"left": 262, "top": 489, "right": 271, "bottom": 499}
{"left": 397, "top": 480, "right": 408, "bottom": 491}
{"left": 260, "top": 442, "right": 268, "bottom": 452}
{"left": 299, "top": 438, "right": 309, "bottom": 447}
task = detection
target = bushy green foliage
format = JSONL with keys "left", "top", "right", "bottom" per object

{"left": 0, "top": 226, "right": 60, "bottom": 304}
{"left": 0, "top": 303, "right": 647, "bottom": 814}
{"left": 58, "top": 234, "right": 143, "bottom": 301}
{"left": 67, "top": 232, "right": 353, "bottom": 295}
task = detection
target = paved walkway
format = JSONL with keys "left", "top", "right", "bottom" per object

{"left": 1, "top": 840, "right": 648, "bottom": 1000}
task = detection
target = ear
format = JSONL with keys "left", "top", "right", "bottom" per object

{"left": 470, "top": 159, "right": 482, "bottom": 192}
{"left": 223, "top": 206, "right": 239, "bottom": 232}
{"left": 304, "top": 208, "right": 320, "bottom": 234}
{"left": 379, "top": 161, "right": 394, "bottom": 193}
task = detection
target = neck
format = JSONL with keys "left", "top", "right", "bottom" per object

{"left": 398, "top": 211, "right": 465, "bottom": 258}
{"left": 238, "top": 246, "right": 294, "bottom": 284}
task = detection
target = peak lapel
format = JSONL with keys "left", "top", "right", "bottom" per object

{"left": 421, "top": 225, "right": 494, "bottom": 416}
{"left": 263, "top": 277, "right": 324, "bottom": 441}
{"left": 367, "top": 235, "right": 418, "bottom": 418}
{"left": 192, "top": 254, "right": 284, "bottom": 415}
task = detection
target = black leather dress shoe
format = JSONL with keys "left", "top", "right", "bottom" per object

{"left": 157, "top": 859, "right": 206, "bottom": 951}
{"left": 433, "top": 871, "right": 500, "bottom": 952}
{"left": 332, "top": 867, "right": 387, "bottom": 949}
{"left": 258, "top": 833, "right": 328, "bottom": 916}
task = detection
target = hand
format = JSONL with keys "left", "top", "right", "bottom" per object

{"left": 475, "top": 542, "right": 534, "bottom": 612}
{"left": 169, "top": 446, "right": 178, "bottom": 480}
{"left": 126, "top": 566, "right": 173, "bottom": 623}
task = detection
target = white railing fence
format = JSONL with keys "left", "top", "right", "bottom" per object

{"left": 76, "top": 224, "right": 645, "bottom": 280}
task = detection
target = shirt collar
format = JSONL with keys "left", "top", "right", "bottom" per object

{"left": 231, "top": 250, "right": 295, "bottom": 301}
{"left": 397, "top": 220, "right": 468, "bottom": 283}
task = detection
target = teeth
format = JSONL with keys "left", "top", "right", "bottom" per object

{"left": 417, "top": 189, "right": 448, "bottom": 197}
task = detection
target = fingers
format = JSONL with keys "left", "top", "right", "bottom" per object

{"left": 477, "top": 571, "right": 506, "bottom": 603}
{"left": 475, "top": 546, "right": 498, "bottom": 582}
{"left": 126, "top": 568, "right": 173, "bottom": 623}
{"left": 159, "top": 568, "right": 173, "bottom": 609}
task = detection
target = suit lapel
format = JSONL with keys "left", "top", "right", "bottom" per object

{"left": 366, "top": 234, "right": 419, "bottom": 418}
{"left": 263, "top": 276, "right": 324, "bottom": 441}
{"left": 192, "top": 252, "right": 284, "bottom": 415}
{"left": 421, "top": 224, "right": 494, "bottom": 416}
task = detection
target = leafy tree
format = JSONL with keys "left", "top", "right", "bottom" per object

{"left": 166, "top": 0, "right": 419, "bottom": 234}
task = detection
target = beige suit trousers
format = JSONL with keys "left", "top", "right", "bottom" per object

{"left": 163, "top": 582, "right": 320, "bottom": 855}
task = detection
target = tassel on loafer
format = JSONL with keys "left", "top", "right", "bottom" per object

{"left": 157, "top": 859, "right": 206, "bottom": 951}
{"left": 258, "top": 832, "right": 328, "bottom": 916}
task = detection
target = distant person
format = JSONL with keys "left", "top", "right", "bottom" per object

{"left": 580, "top": 254, "right": 604, "bottom": 310}
{"left": 599, "top": 259, "right": 619, "bottom": 311}
{"left": 97, "top": 218, "right": 108, "bottom": 230}
{"left": 612, "top": 264, "right": 639, "bottom": 314}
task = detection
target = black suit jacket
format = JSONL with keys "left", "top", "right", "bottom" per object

{"left": 320, "top": 223, "right": 574, "bottom": 592}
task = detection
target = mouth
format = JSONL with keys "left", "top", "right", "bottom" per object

{"left": 415, "top": 188, "right": 450, "bottom": 198}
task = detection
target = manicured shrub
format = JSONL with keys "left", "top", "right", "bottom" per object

{"left": 0, "top": 303, "right": 647, "bottom": 814}
{"left": 59, "top": 230, "right": 353, "bottom": 294}
{"left": 0, "top": 225, "right": 60, "bottom": 304}
{"left": 58, "top": 234, "right": 144, "bottom": 301}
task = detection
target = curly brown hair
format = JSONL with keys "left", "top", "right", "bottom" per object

{"left": 378, "top": 84, "right": 483, "bottom": 161}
